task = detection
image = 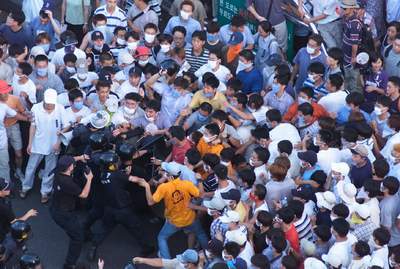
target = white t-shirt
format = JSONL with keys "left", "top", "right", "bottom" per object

{"left": 270, "top": 123, "right": 301, "bottom": 145}
{"left": 57, "top": 90, "right": 87, "bottom": 108}
{"left": 195, "top": 64, "right": 231, "bottom": 90}
{"left": 111, "top": 106, "right": 145, "bottom": 125}
{"left": 115, "top": 80, "right": 140, "bottom": 99}
{"left": 254, "top": 165, "right": 269, "bottom": 185}
{"left": 318, "top": 90, "right": 348, "bottom": 114}
{"left": 11, "top": 77, "right": 37, "bottom": 109}
{"left": 0, "top": 103, "right": 17, "bottom": 149}
{"left": 311, "top": 0, "right": 340, "bottom": 24}
{"left": 51, "top": 47, "right": 87, "bottom": 67}
{"left": 252, "top": 106, "right": 269, "bottom": 124}
{"left": 31, "top": 102, "right": 67, "bottom": 155}
{"left": 317, "top": 147, "right": 342, "bottom": 174}
{"left": 371, "top": 246, "right": 389, "bottom": 269}
{"left": 238, "top": 241, "right": 255, "bottom": 269}
{"left": 64, "top": 106, "right": 92, "bottom": 124}
{"left": 71, "top": 72, "right": 99, "bottom": 92}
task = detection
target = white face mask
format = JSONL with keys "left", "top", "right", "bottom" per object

{"left": 180, "top": 10, "right": 191, "bottom": 20}
{"left": 298, "top": 96, "right": 309, "bottom": 104}
{"left": 306, "top": 45, "right": 316, "bottom": 54}
{"left": 374, "top": 106, "right": 383, "bottom": 115}
{"left": 208, "top": 60, "right": 218, "bottom": 69}
{"left": 203, "top": 135, "right": 217, "bottom": 143}
{"left": 66, "top": 66, "right": 76, "bottom": 74}
{"left": 138, "top": 59, "right": 149, "bottom": 66}
{"left": 145, "top": 114, "right": 156, "bottom": 122}
{"left": 117, "top": 38, "right": 126, "bottom": 45}
{"left": 205, "top": 249, "right": 213, "bottom": 258}
{"left": 236, "top": 60, "right": 252, "bottom": 74}
{"left": 123, "top": 106, "right": 136, "bottom": 115}
{"left": 144, "top": 33, "right": 156, "bottom": 43}
{"left": 127, "top": 41, "right": 138, "bottom": 50}
{"left": 160, "top": 44, "right": 170, "bottom": 53}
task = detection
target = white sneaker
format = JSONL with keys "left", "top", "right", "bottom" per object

{"left": 15, "top": 168, "right": 24, "bottom": 179}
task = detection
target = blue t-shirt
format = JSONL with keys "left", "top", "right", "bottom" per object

{"left": 0, "top": 24, "right": 34, "bottom": 48}
{"left": 302, "top": 164, "right": 322, "bottom": 181}
{"left": 237, "top": 67, "right": 263, "bottom": 94}
{"left": 337, "top": 106, "right": 371, "bottom": 125}
{"left": 29, "top": 17, "right": 59, "bottom": 49}
{"left": 293, "top": 48, "right": 327, "bottom": 91}
{"left": 163, "top": 16, "right": 201, "bottom": 45}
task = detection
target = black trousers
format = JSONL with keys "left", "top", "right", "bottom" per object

{"left": 92, "top": 206, "right": 152, "bottom": 248}
{"left": 50, "top": 207, "right": 84, "bottom": 266}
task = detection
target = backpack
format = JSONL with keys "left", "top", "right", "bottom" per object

{"left": 357, "top": 22, "right": 375, "bottom": 55}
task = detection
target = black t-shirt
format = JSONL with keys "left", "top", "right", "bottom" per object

{"left": 101, "top": 170, "right": 132, "bottom": 209}
{"left": 52, "top": 174, "right": 82, "bottom": 212}
{"left": 253, "top": 229, "right": 268, "bottom": 254}
{"left": 0, "top": 202, "right": 15, "bottom": 242}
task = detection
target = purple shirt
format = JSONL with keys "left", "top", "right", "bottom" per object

{"left": 363, "top": 69, "right": 388, "bottom": 102}
{"left": 342, "top": 15, "right": 362, "bottom": 68}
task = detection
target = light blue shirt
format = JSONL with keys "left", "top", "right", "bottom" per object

{"left": 164, "top": 16, "right": 201, "bottom": 45}
{"left": 219, "top": 24, "right": 255, "bottom": 47}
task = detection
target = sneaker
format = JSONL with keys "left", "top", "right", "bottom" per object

{"left": 19, "top": 191, "right": 27, "bottom": 199}
{"left": 15, "top": 168, "right": 24, "bottom": 180}
{"left": 41, "top": 195, "right": 49, "bottom": 204}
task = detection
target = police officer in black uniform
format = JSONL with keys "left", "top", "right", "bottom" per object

{"left": 19, "top": 253, "right": 41, "bottom": 269}
{"left": 87, "top": 151, "right": 154, "bottom": 260}
{"left": 50, "top": 155, "right": 93, "bottom": 269}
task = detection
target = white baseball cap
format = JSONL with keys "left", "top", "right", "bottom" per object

{"left": 225, "top": 229, "right": 246, "bottom": 245}
{"left": 322, "top": 250, "right": 342, "bottom": 268}
{"left": 30, "top": 45, "right": 47, "bottom": 58}
{"left": 119, "top": 52, "right": 134, "bottom": 65}
{"left": 301, "top": 239, "right": 316, "bottom": 257}
{"left": 337, "top": 181, "right": 357, "bottom": 205}
{"left": 44, "top": 88, "right": 57, "bottom": 105}
{"left": 316, "top": 191, "right": 336, "bottom": 210}
{"left": 304, "top": 257, "right": 327, "bottom": 269}
{"left": 331, "top": 162, "right": 350, "bottom": 176}
{"left": 203, "top": 197, "right": 226, "bottom": 211}
{"left": 219, "top": 210, "right": 240, "bottom": 223}
{"left": 355, "top": 203, "right": 370, "bottom": 219}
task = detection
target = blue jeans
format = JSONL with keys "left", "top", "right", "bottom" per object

{"left": 158, "top": 219, "right": 208, "bottom": 259}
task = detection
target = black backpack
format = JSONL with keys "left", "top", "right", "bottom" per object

{"left": 357, "top": 22, "right": 375, "bottom": 55}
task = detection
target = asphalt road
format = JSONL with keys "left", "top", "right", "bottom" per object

{"left": 11, "top": 179, "right": 188, "bottom": 269}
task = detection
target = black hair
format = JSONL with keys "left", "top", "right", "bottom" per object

{"left": 376, "top": 95, "right": 392, "bottom": 108}
{"left": 383, "top": 176, "right": 400, "bottom": 195}
{"left": 270, "top": 235, "right": 287, "bottom": 253}
{"left": 231, "top": 15, "right": 246, "bottom": 27}
{"left": 281, "top": 255, "right": 298, "bottom": 269}
{"left": 237, "top": 168, "right": 256, "bottom": 188}
{"left": 373, "top": 158, "right": 390, "bottom": 178}
{"left": 298, "top": 102, "right": 314, "bottom": 116}
{"left": 313, "top": 225, "right": 332, "bottom": 242}
{"left": 234, "top": 92, "right": 248, "bottom": 106}
{"left": 145, "top": 99, "right": 161, "bottom": 112}
{"left": 227, "top": 78, "right": 243, "bottom": 92}
{"left": 191, "top": 30, "right": 206, "bottom": 42}
{"left": 277, "top": 207, "right": 295, "bottom": 224}
{"left": 214, "top": 164, "right": 228, "bottom": 180}
{"left": 63, "top": 53, "right": 77, "bottom": 64}
{"left": 169, "top": 126, "right": 185, "bottom": 141}
{"left": 10, "top": 11, "right": 25, "bottom": 25}
{"left": 125, "top": 31, "right": 140, "bottom": 41}
{"left": 308, "top": 62, "right": 325, "bottom": 75}
{"left": 65, "top": 79, "right": 79, "bottom": 92}
{"left": 354, "top": 241, "right": 370, "bottom": 257}
{"left": 206, "top": 21, "right": 220, "bottom": 33}
{"left": 309, "top": 34, "right": 323, "bottom": 46}
{"left": 199, "top": 102, "right": 213, "bottom": 113}
{"left": 113, "top": 26, "right": 126, "bottom": 35}
{"left": 266, "top": 109, "right": 282, "bottom": 123}
{"left": 34, "top": 54, "right": 49, "bottom": 64}
{"left": 253, "top": 183, "right": 267, "bottom": 200}
{"left": 287, "top": 200, "right": 304, "bottom": 219}
{"left": 342, "top": 127, "right": 358, "bottom": 143}
{"left": 373, "top": 227, "right": 391, "bottom": 246}
{"left": 203, "top": 74, "right": 220, "bottom": 89}
{"left": 205, "top": 123, "right": 220, "bottom": 136}
{"left": 328, "top": 73, "right": 344, "bottom": 90}
{"left": 248, "top": 94, "right": 264, "bottom": 110}
{"left": 202, "top": 153, "right": 220, "bottom": 168}
{"left": 332, "top": 203, "right": 350, "bottom": 219}
{"left": 158, "top": 33, "right": 173, "bottom": 44}
{"left": 257, "top": 211, "right": 273, "bottom": 227}
{"left": 278, "top": 140, "right": 293, "bottom": 155}
{"left": 389, "top": 114, "right": 400, "bottom": 132}
{"left": 363, "top": 179, "right": 381, "bottom": 198}
{"left": 173, "top": 76, "right": 190, "bottom": 89}
{"left": 299, "top": 86, "right": 314, "bottom": 98}
{"left": 254, "top": 147, "right": 270, "bottom": 164}
{"left": 172, "top": 26, "right": 187, "bottom": 36}
{"left": 327, "top": 47, "right": 344, "bottom": 65}
{"left": 18, "top": 62, "right": 33, "bottom": 76}
{"left": 239, "top": 49, "right": 255, "bottom": 62}
{"left": 211, "top": 110, "right": 228, "bottom": 122}
{"left": 185, "top": 148, "right": 201, "bottom": 165}
{"left": 318, "top": 129, "right": 336, "bottom": 146}
{"left": 125, "top": 92, "right": 142, "bottom": 102}
{"left": 345, "top": 92, "right": 365, "bottom": 106}
{"left": 332, "top": 218, "right": 350, "bottom": 237}
{"left": 259, "top": 20, "right": 274, "bottom": 34}
{"left": 144, "top": 22, "right": 158, "bottom": 32}
{"left": 68, "top": 89, "right": 83, "bottom": 102}
{"left": 220, "top": 147, "right": 235, "bottom": 162}
{"left": 224, "top": 242, "right": 241, "bottom": 258}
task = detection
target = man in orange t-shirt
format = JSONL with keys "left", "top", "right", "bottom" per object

{"left": 196, "top": 123, "right": 224, "bottom": 157}
{"left": 283, "top": 87, "right": 328, "bottom": 123}
{"left": 3, "top": 91, "right": 28, "bottom": 180}
{"left": 135, "top": 162, "right": 208, "bottom": 259}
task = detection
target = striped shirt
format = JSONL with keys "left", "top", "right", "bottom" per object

{"left": 303, "top": 78, "right": 328, "bottom": 101}
{"left": 294, "top": 212, "right": 313, "bottom": 241}
{"left": 125, "top": 0, "right": 161, "bottom": 16}
{"left": 184, "top": 48, "right": 209, "bottom": 73}
{"left": 94, "top": 5, "right": 128, "bottom": 33}
{"left": 342, "top": 15, "right": 362, "bottom": 68}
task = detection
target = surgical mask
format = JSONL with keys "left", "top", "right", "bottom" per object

{"left": 306, "top": 45, "right": 315, "bottom": 54}
{"left": 208, "top": 60, "right": 218, "bottom": 69}
{"left": 236, "top": 60, "right": 252, "bottom": 74}
{"left": 138, "top": 59, "right": 149, "bottom": 66}
{"left": 271, "top": 82, "right": 280, "bottom": 94}
{"left": 249, "top": 159, "right": 256, "bottom": 167}
{"left": 298, "top": 97, "right": 309, "bottom": 104}
{"left": 255, "top": 220, "right": 262, "bottom": 227}
{"left": 180, "top": 10, "right": 191, "bottom": 20}
{"left": 127, "top": 41, "right": 138, "bottom": 50}
{"left": 144, "top": 33, "right": 156, "bottom": 43}
{"left": 117, "top": 38, "right": 126, "bottom": 45}
{"left": 94, "top": 44, "right": 103, "bottom": 51}
{"left": 313, "top": 137, "right": 318, "bottom": 146}
{"left": 297, "top": 115, "right": 305, "bottom": 126}
{"left": 198, "top": 113, "right": 208, "bottom": 122}
{"left": 73, "top": 100, "right": 84, "bottom": 110}
{"left": 160, "top": 44, "right": 170, "bottom": 53}
{"left": 204, "top": 92, "right": 214, "bottom": 99}
{"left": 78, "top": 73, "right": 87, "bottom": 80}
{"left": 36, "top": 67, "right": 48, "bottom": 77}
{"left": 221, "top": 161, "right": 229, "bottom": 166}
{"left": 38, "top": 43, "right": 50, "bottom": 53}
{"left": 207, "top": 208, "right": 215, "bottom": 216}
{"left": 207, "top": 33, "right": 219, "bottom": 43}
{"left": 203, "top": 135, "right": 217, "bottom": 143}
{"left": 203, "top": 164, "right": 211, "bottom": 172}
{"left": 374, "top": 106, "right": 383, "bottom": 115}
{"left": 124, "top": 106, "right": 136, "bottom": 115}
{"left": 307, "top": 74, "right": 315, "bottom": 83}
{"left": 145, "top": 114, "right": 155, "bottom": 122}
{"left": 171, "top": 88, "right": 181, "bottom": 98}
{"left": 66, "top": 66, "right": 76, "bottom": 74}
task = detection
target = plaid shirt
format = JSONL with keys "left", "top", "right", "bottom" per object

{"left": 351, "top": 219, "right": 378, "bottom": 242}
{"left": 210, "top": 218, "right": 228, "bottom": 239}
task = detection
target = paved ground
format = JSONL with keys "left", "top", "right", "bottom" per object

{"left": 11, "top": 180, "right": 187, "bottom": 269}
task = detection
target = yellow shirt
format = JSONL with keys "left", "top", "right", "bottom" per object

{"left": 234, "top": 201, "right": 247, "bottom": 223}
{"left": 197, "top": 137, "right": 224, "bottom": 157}
{"left": 189, "top": 91, "right": 227, "bottom": 111}
{"left": 152, "top": 178, "right": 200, "bottom": 227}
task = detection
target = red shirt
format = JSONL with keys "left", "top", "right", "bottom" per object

{"left": 171, "top": 139, "right": 192, "bottom": 164}
{"left": 285, "top": 224, "right": 300, "bottom": 254}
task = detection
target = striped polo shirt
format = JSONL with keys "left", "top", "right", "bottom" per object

{"left": 94, "top": 5, "right": 128, "bottom": 33}
{"left": 184, "top": 47, "right": 209, "bottom": 73}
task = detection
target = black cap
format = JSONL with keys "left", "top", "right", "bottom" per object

{"left": 57, "top": 155, "right": 75, "bottom": 173}
{"left": 0, "top": 177, "right": 10, "bottom": 191}
{"left": 91, "top": 30, "right": 104, "bottom": 41}
{"left": 291, "top": 185, "right": 314, "bottom": 201}
{"left": 297, "top": 150, "right": 317, "bottom": 166}
{"left": 221, "top": 189, "right": 241, "bottom": 203}
{"left": 98, "top": 69, "right": 113, "bottom": 84}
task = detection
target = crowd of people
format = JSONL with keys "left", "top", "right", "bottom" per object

{"left": 1, "top": 0, "right": 400, "bottom": 268}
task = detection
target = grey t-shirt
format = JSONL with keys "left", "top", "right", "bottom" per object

{"left": 184, "top": 111, "right": 210, "bottom": 134}
{"left": 380, "top": 194, "right": 400, "bottom": 246}
{"left": 384, "top": 50, "right": 400, "bottom": 78}
{"left": 29, "top": 72, "right": 64, "bottom": 103}
{"left": 246, "top": 0, "right": 285, "bottom": 26}
{"left": 265, "top": 178, "right": 296, "bottom": 213}
{"left": 131, "top": 113, "right": 172, "bottom": 130}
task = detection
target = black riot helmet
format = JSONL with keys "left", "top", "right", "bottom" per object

{"left": 99, "top": 151, "right": 120, "bottom": 172}
{"left": 160, "top": 59, "right": 180, "bottom": 77}
{"left": 116, "top": 143, "right": 136, "bottom": 162}
{"left": 11, "top": 220, "right": 31, "bottom": 242}
{"left": 89, "top": 132, "right": 108, "bottom": 151}
{"left": 20, "top": 253, "right": 41, "bottom": 269}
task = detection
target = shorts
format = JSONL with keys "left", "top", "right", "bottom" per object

{"left": 6, "top": 123, "right": 23, "bottom": 151}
